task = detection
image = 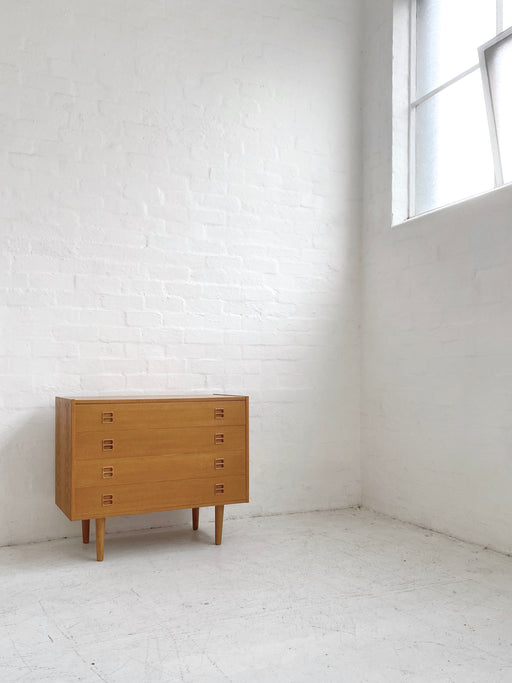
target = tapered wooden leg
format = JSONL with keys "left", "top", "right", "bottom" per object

{"left": 95, "top": 518, "right": 105, "bottom": 562}
{"left": 81, "top": 520, "right": 90, "bottom": 544}
{"left": 215, "top": 505, "right": 224, "bottom": 545}
{"left": 192, "top": 507, "right": 199, "bottom": 530}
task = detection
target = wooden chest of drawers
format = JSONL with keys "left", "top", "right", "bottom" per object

{"left": 55, "top": 394, "right": 249, "bottom": 561}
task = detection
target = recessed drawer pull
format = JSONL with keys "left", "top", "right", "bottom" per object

{"left": 102, "top": 494, "right": 113, "bottom": 506}
{"left": 102, "top": 412, "right": 114, "bottom": 424}
{"left": 102, "top": 439, "right": 114, "bottom": 451}
{"left": 214, "top": 433, "right": 224, "bottom": 445}
{"left": 102, "top": 466, "right": 114, "bottom": 479}
{"left": 214, "top": 408, "right": 224, "bottom": 419}
{"left": 214, "top": 458, "right": 225, "bottom": 470}
{"left": 215, "top": 483, "right": 225, "bottom": 495}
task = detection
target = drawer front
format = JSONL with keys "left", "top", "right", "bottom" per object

{"left": 75, "top": 426, "right": 245, "bottom": 460}
{"left": 74, "top": 452, "right": 245, "bottom": 487}
{"left": 75, "top": 400, "right": 245, "bottom": 432}
{"left": 73, "top": 475, "right": 248, "bottom": 518}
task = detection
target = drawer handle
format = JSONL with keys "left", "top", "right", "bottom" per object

{"left": 102, "top": 466, "right": 114, "bottom": 479}
{"left": 214, "top": 433, "right": 224, "bottom": 445}
{"left": 214, "top": 408, "right": 225, "bottom": 419}
{"left": 102, "top": 412, "right": 114, "bottom": 424}
{"left": 102, "top": 494, "right": 113, "bottom": 506}
{"left": 215, "top": 483, "right": 224, "bottom": 495}
{"left": 214, "top": 458, "right": 225, "bottom": 470}
{"left": 102, "top": 439, "right": 114, "bottom": 451}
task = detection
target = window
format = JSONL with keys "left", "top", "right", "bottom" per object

{"left": 409, "top": 0, "right": 512, "bottom": 217}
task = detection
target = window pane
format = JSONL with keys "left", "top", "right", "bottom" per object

{"left": 414, "top": 71, "right": 494, "bottom": 215}
{"left": 505, "top": 0, "right": 512, "bottom": 29}
{"left": 484, "top": 33, "right": 512, "bottom": 183}
{"left": 416, "top": 0, "right": 496, "bottom": 97}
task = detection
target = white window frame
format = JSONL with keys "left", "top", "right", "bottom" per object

{"left": 479, "top": 25, "right": 512, "bottom": 186}
{"left": 406, "top": 0, "right": 510, "bottom": 219}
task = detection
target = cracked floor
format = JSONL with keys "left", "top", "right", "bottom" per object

{"left": 1, "top": 509, "right": 512, "bottom": 682}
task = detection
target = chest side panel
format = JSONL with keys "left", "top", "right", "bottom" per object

{"left": 55, "top": 397, "right": 72, "bottom": 518}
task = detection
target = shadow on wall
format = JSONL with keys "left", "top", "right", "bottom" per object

{"left": 0, "top": 406, "right": 70, "bottom": 546}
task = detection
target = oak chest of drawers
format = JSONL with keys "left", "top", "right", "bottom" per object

{"left": 55, "top": 394, "right": 249, "bottom": 561}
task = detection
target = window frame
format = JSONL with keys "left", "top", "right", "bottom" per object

{"left": 407, "top": 0, "right": 509, "bottom": 218}
{"left": 479, "top": 24, "right": 512, "bottom": 186}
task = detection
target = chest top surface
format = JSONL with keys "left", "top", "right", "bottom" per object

{"left": 57, "top": 394, "right": 247, "bottom": 404}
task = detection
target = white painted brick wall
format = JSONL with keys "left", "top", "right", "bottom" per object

{"left": 362, "top": 0, "right": 512, "bottom": 555}
{"left": 0, "top": 0, "right": 362, "bottom": 545}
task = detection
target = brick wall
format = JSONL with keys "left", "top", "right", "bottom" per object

{"left": 0, "top": 0, "right": 362, "bottom": 544}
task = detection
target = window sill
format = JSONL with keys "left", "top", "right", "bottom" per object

{"left": 391, "top": 181, "right": 512, "bottom": 230}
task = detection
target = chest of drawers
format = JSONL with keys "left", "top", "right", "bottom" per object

{"left": 55, "top": 394, "right": 249, "bottom": 561}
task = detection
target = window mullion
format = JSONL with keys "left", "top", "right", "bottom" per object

{"left": 497, "top": 0, "right": 504, "bottom": 33}
{"left": 478, "top": 28, "right": 512, "bottom": 186}
{"left": 408, "top": 0, "right": 417, "bottom": 218}
{"left": 479, "top": 48, "right": 503, "bottom": 185}
{"left": 410, "top": 64, "right": 480, "bottom": 109}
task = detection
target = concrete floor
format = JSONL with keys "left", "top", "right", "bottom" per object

{"left": 1, "top": 509, "right": 512, "bottom": 682}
